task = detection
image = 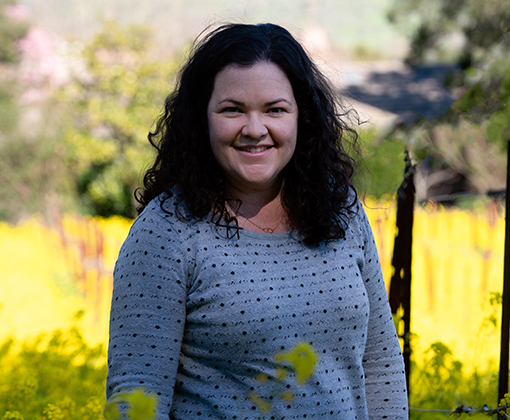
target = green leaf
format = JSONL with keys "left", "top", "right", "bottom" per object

{"left": 452, "top": 82, "right": 486, "bottom": 113}
{"left": 126, "top": 389, "right": 158, "bottom": 420}
{"left": 103, "top": 401, "right": 121, "bottom": 420}
{"left": 487, "top": 107, "right": 510, "bottom": 143}
{"left": 487, "top": 66, "right": 510, "bottom": 144}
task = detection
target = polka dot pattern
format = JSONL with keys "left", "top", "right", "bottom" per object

{"left": 106, "top": 192, "right": 408, "bottom": 419}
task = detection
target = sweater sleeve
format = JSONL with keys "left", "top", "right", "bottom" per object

{"left": 357, "top": 203, "right": 409, "bottom": 419}
{"left": 105, "top": 206, "right": 191, "bottom": 419}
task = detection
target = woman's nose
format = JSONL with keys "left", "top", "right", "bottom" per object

{"left": 241, "top": 113, "right": 268, "bottom": 139}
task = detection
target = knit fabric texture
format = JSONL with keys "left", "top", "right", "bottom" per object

{"left": 106, "top": 191, "right": 408, "bottom": 419}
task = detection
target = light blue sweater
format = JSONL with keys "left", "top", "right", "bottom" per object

{"left": 106, "top": 192, "right": 408, "bottom": 419}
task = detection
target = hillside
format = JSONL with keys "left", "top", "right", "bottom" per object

{"left": 18, "top": 0, "right": 408, "bottom": 58}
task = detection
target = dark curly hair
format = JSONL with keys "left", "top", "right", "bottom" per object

{"left": 137, "top": 23, "right": 360, "bottom": 245}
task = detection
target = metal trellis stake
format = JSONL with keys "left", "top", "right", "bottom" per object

{"left": 499, "top": 139, "right": 510, "bottom": 418}
{"left": 389, "top": 151, "right": 415, "bottom": 394}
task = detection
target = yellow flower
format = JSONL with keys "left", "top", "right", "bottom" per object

{"left": 281, "top": 391, "right": 294, "bottom": 401}
{"left": 248, "top": 392, "right": 271, "bottom": 413}
{"left": 275, "top": 367, "right": 288, "bottom": 381}
{"left": 256, "top": 373, "right": 269, "bottom": 383}
{"left": 275, "top": 341, "right": 319, "bottom": 386}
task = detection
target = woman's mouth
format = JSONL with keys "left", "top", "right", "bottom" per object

{"left": 236, "top": 146, "right": 272, "bottom": 153}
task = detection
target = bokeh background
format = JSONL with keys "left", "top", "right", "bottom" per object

{"left": 1, "top": 0, "right": 509, "bottom": 418}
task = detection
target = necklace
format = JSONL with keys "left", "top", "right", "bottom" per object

{"left": 235, "top": 209, "right": 285, "bottom": 234}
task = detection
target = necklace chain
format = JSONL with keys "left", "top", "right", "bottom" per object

{"left": 232, "top": 206, "right": 285, "bottom": 233}
{"left": 239, "top": 212, "right": 284, "bottom": 233}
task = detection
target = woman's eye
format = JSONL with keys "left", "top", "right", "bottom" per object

{"left": 222, "top": 107, "right": 241, "bottom": 113}
{"left": 268, "top": 107, "right": 284, "bottom": 114}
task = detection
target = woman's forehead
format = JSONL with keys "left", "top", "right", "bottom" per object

{"left": 208, "top": 62, "right": 295, "bottom": 107}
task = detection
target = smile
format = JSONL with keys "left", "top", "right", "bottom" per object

{"left": 236, "top": 146, "right": 272, "bottom": 153}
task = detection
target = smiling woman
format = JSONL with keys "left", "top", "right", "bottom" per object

{"left": 105, "top": 23, "right": 408, "bottom": 419}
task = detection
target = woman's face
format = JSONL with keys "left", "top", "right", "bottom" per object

{"left": 207, "top": 61, "right": 298, "bottom": 194}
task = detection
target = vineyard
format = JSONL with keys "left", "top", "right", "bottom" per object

{"left": 0, "top": 200, "right": 505, "bottom": 418}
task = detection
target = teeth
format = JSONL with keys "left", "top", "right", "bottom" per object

{"left": 239, "top": 146, "right": 270, "bottom": 153}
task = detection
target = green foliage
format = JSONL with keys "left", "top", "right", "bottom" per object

{"left": 0, "top": 83, "right": 18, "bottom": 133}
{"left": 0, "top": 0, "right": 71, "bottom": 221}
{"left": 385, "top": 0, "right": 510, "bottom": 151}
{"left": 59, "top": 20, "right": 179, "bottom": 218}
{"left": 409, "top": 341, "right": 499, "bottom": 419}
{"left": 0, "top": 323, "right": 505, "bottom": 419}
{"left": 486, "top": 65, "right": 510, "bottom": 146}
{"left": 0, "top": 121, "right": 69, "bottom": 220}
{"left": 0, "top": 313, "right": 107, "bottom": 419}
{"left": 452, "top": 82, "right": 486, "bottom": 114}
{"left": 447, "top": 63, "right": 510, "bottom": 151}
{"left": 354, "top": 129, "right": 407, "bottom": 199}
{"left": 384, "top": 0, "right": 509, "bottom": 202}
{"left": 0, "top": 0, "right": 29, "bottom": 64}
{"left": 387, "top": 0, "right": 510, "bottom": 67}
{"left": 104, "top": 389, "right": 157, "bottom": 420}
{"left": 375, "top": 64, "right": 509, "bottom": 202}
{"left": 500, "top": 394, "right": 510, "bottom": 417}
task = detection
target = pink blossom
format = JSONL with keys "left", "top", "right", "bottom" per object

{"left": 17, "top": 27, "right": 71, "bottom": 102}
{"left": 3, "top": 4, "right": 29, "bottom": 21}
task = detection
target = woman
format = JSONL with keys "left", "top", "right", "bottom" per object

{"left": 106, "top": 23, "right": 408, "bottom": 419}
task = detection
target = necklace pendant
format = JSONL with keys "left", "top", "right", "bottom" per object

{"left": 263, "top": 227, "right": 275, "bottom": 233}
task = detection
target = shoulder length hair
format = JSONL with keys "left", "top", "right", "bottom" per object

{"left": 137, "top": 23, "right": 359, "bottom": 245}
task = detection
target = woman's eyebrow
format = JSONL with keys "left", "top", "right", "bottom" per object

{"left": 218, "top": 99, "right": 245, "bottom": 106}
{"left": 218, "top": 98, "right": 292, "bottom": 106}
{"left": 265, "top": 99, "right": 292, "bottom": 106}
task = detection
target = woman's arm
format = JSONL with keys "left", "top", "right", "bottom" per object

{"left": 105, "top": 206, "right": 190, "bottom": 419}
{"left": 358, "top": 204, "right": 409, "bottom": 419}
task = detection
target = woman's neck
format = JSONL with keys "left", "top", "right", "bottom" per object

{"left": 226, "top": 182, "right": 292, "bottom": 233}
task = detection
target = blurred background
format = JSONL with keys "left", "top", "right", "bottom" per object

{"left": 1, "top": 0, "right": 509, "bottom": 418}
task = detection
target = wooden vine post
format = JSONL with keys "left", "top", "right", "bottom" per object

{"left": 389, "top": 152, "right": 415, "bottom": 393}
{"left": 499, "top": 139, "right": 510, "bottom": 419}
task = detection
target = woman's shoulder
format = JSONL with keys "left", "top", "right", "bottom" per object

{"left": 337, "top": 186, "right": 363, "bottom": 226}
{"left": 139, "top": 189, "right": 189, "bottom": 219}
{"left": 118, "top": 190, "right": 201, "bottom": 259}
{"left": 129, "top": 190, "right": 191, "bottom": 234}
{"left": 341, "top": 188, "right": 373, "bottom": 239}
